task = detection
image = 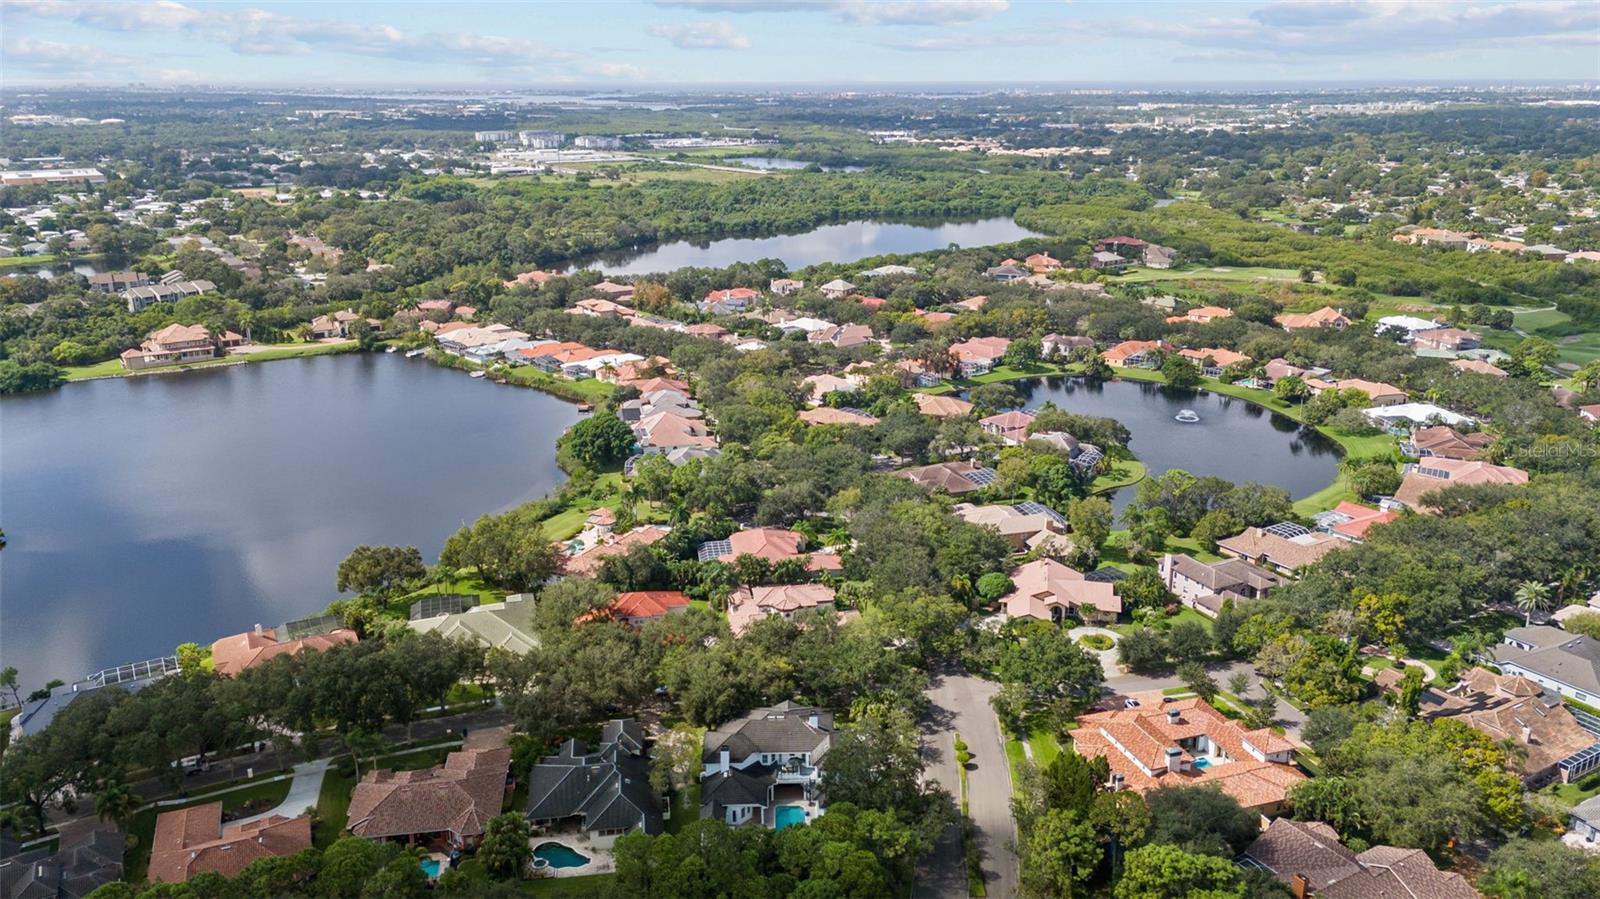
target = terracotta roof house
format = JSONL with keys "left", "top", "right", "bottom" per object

{"left": 1313, "top": 502, "right": 1398, "bottom": 542}
{"left": 705, "top": 287, "right": 760, "bottom": 304}
{"left": 1215, "top": 527, "right": 1345, "bottom": 576}
{"left": 503, "top": 269, "right": 558, "bottom": 289}
{"left": 570, "top": 298, "right": 636, "bottom": 319}
{"left": 701, "top": 702, "right": 833, "bottom": 829}
{"left": 1413, "top": 327, "right": 1481, "bottom": 352}
{"left": 578, "top": 591, "right": 691, "bottom": 627}
{"left": 978, "top": 409, "right": 1036, "bottom": 444}
{"left": 210, "top": 625, "right": 358, "bottom": 677}
{"left": 1492, "top": 626, "right": 1600, "bottom": 707}
{"left": 0, "top": 822, "right": 123, "bottom": 899}
{"left": 590, "top": 281, "right": 635, "bottom": 301}
{"left": 1167, "top": 305, "right": 1234, "bottom": 324}
{"left": 1025, "top": 253, "right": 1063, "bottom": 272}
{"left": 1450, "top": 358, "right": 1508, "bottom": 377}
{"left": 1261, "top": 358, "right": 1330, "bottom": 386}
{"left": 1276, "top": 307, "right": 1351, "bottom": 331}
{"left": 120, "top": 323, "right": 229, "bottom": 370}
{"left": 1158, "top": 553, "right": 1284, "bottom": 617}
{"left": 1404, "top": 426, "right": 1493, "bottom": 461}
{"left": 346, "top": 727, "right": 512, "bottom": 849}
{"left": 1100, "top": 339, "right": 1169, "bottom": 368}
{"left": 955, "top": 295, "right": 988, "bottom": 312}
{"left": 1580, "top": 403, "right": 1600, "bottom": 425}
{"left": 912, "top": 392, "right": 975, "bottom": 418}
{"left": 564, "top": 525, "right": 672, "bottom": 577}
{"left": 727, "top": 584, "right": 838, "bottom": 634}
{"left": 1241, "top": 818, "right": 1476, "bottom": 899}
{"left": 1095, "top": 236, "right": 1149, "bottom": 255}
{"left": 1002, "top": 558, "right": 1121, "bottom": 625}
{"left": 1393, "top": 458, "right": 1529, "bottom": 511}
{"left": 1325, "top": 379, "right": 1407, "bottom": 406}
{"left": 149, "top": 803, "right": 311, "bottom": 885}
{"left": 800, "top": 374, "right": 859, "bottom": 405}
{"left": 1073, "top": 698, "right": 1304, "bottom": 813}
{"left": 952, "top": 503, "right": 1065, "bottom": 551}
{"left": 525, "top": 719, "right": 661, "bottom": 848}
{"left": 797, "top": 406, "right": 879, "bottom": 427}
{"left": 1178, "top": 347, "right": 1250, "bottom": 374}
{"left": 807, "top": 323, "right": 875, "bottom": 349}
{"left": 949, "top": 336, "right": 1011, "bottom": 377}
{"left": 697, "top": 528, "right": 841, "bottom": 572}
{"left": 913, "top": 309, "right": 955, "bottom": 326}
{"left": 899, "top": 460, "right": 997, "bottom": 496}
{"left": 636, "top": 410, "right": 717, "bottom": 451}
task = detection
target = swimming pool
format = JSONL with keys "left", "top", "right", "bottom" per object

{"left": 1192, "top": 757, "right": 1213, "bottom": 770}
{"left": 533, "top": 842, "right": 591, "bottom": 869}
{"left": 419, "top": 858, "right": 442, "bottom": 878}
{"left": 775, "top": 805, "right": 808, "bottom": 830}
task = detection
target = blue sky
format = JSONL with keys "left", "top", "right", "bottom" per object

{"left": 3, "top": 1, "right": 1597, "bottom": 87}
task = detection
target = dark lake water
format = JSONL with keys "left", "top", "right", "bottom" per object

{"left": 0, "top": 354, "right": 579, "bottom": 685}
{"left": 1014, "top": 377, "right": 1341, "bottom": 515}
{"left": 5, "top": 261, "right": 103, "bottom": 280}
{"left": 568, "top": 217, "right": 1043, "bottom": 276}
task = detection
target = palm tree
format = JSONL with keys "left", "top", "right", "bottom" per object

{"left": 95, "top": 779, "right": 140, "bottom": 832}
{"left": 1514, "top": 580, "right": 1553, "bottom": 626}
{"left": 341, "top": 728, "right": 386, "bottom": 780}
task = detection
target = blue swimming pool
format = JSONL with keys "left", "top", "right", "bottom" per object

{"left": 1192, "top": 758, "right": 1213, "bottom": 770}
{"left": 419, "top": 858, "right": 442, "bottom": 878}
{"left": 775, "top": 805, "right": 808, "bottom": 830}
{"left": 533, "top": 842, "right": 591, "bottom": 869}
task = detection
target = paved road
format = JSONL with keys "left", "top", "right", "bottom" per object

{"left": 917, "top": 669, "right": 1016, "bottom": 899}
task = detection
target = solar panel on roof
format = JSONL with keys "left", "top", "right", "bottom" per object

{"left": 961, "top": 467, "right": 999, "bottom": 486}
{"left": 409, "top": 594, "right": 476, "bottom": 621}
{"left": 1262, "top": 522, "right": 1311, "bottom": 539}
{"left": 697, "top": 539, "right": 733, "bottom": 562}
{"left": 1014, "top": 502, "right": 1068, "bottom": 528}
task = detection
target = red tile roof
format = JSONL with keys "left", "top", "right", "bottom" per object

{"left": 149, "top": 803, "right": 311, "bottom": 884}
{"left": 210, "top": 627, "right": 357, "bottom": 677}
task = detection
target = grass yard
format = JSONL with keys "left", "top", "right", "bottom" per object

{"left": 1090, "top": 458, "right": 1146, "bottom": 495}
{"left": 1111, "top": 265, "right": 1302, "bottom": 285}
{"left": 63, "top": 340, "right": 357, "bottom": 382}
{"left": 537, "top": 473, "right": 627, "bottom": 541}
{"left": 1161, "top": 534, "right": 1224, "bottom": 563}
{"left": 126, "top": 775, "right": 294, "bottom": 882}
{"left": 1542, "top": 778, "right": 1600, "bottom": 809}
{"left": 1026, "top": 725, "right": 1063, "bottom": 768}
{"left": 1002, "top": 737, "right": 1028, "bottom": 796}
{"left": 396, "top": 573, "right": 503, "bottom": 613}
{"left": 500, "top": 365, "right": 615, "bottom": 403}
{"left": 667, "top": 784, "right": 701, "bottom": 835}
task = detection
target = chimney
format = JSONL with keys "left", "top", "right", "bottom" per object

{"left": 1166, "top": 708, "right": 1181, "bottom": 725}
{"left": 807, "top": 715, "right": 820, "bottom": 729}
{"left": 1165, "top": 747, "right": 1184, "bottom": 774}
{"left": 719, "top": 748, "right": 730, "bottom": 774}
{"left": 1291, "top": 874, "right": 1310, "bottom": 899}
{"left": 1521, "top": 724, "right": 1532, "bottom": 743}
{"left": 253, "top": 623, "right": 263, "bottom": 636}
{"left": 1109, "top": 772, "right": 1124, "bottom": 789}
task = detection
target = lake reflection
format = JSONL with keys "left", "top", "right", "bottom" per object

{"left": 0, "top": 354, "right": 580, "bottom": 683}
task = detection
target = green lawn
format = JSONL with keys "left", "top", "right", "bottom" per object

{"left": 1542, "top": 778, "right": 1600, "bottom": 809}
{"left": 538, "top": 473, "right": 627, "bottom": 541}
{"left": 1002, "top": 737, "right": 1028, "bottom": 797}
{"left": 1026, "top": 725, "right": 1062, "bottom": 768}
{"left": 1161, "top": 534, "right": 1224, "bottom": 563}
{"left": 63, "top": 341, "right": 356, "bottom": 382}
{"left": 1110, "top": 265, "right": 1302, "bottom": 285}
{"left": 126, "top": 775, "right": 294, "bottom": 882}
{"left": 666, "top": 784, "right": 701, "bottom": 835}
{"left": 1090, "top": 458, "right": 1146, "bottom": 495}
{"left": 395, "top": 573, "right": 503, "bottom": 613}
{"left": 503, "top": 365, "right": 615, "bottom": 403}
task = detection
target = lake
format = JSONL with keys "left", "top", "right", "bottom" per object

{"left": 1013, "top": 377, "right": 1341, "bottom": 515}
{"left": 568, "top": 217, "right": 1043, "bottom": 276}
{"left": 726, "top": 157, "right": 865, "bottom": 173}
{"left": 0, "top": 354, "right": 580, "bottom": 684}
{"left": 5, "top": 260, "right": 103, "bottom": 280}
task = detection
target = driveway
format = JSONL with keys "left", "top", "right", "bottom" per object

{"left": 1106, "top": 660, "right": 1308, "bottom": 739}
{"left": 916, "top": 668, "right": 1016, "bottom": 899}
{"left": 1067, "top": 627, "right": 1121, "bottom": 679}
{"left": 235, "top": 759, "right": 329, "bottom": 825}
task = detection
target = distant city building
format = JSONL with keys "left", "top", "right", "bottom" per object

{"left": 518, "top": 130, "right": 565, "bottom": 149}
{"left": 0, "top": 167, "right": 106, "bottom": 187}
{"left": 573, "top": 135, "right": 623, "bottom": 150}
{"left": 473, "top": 130, "right": 514, "bottom": 143}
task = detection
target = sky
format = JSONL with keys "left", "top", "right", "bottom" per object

{"left": 2, "top": 0, "right": 1598, "bottom": 88}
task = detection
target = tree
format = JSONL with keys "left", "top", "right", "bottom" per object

{"left": 1396, "top": 665, "right": 1425, "bottom": 719}
{"left": 1562, "top": 612, "right": 1600, "bottom": 640}
{"left": 174, "top": 643, "right": 209, "bottom": 676}
{"left": 1189, "top": 510, "right": 1240, "bottom": 552}
{"left": 996, "top": 626, "right": 1106, "bottom": 715}
{"left": 318, "top": 837, "right": 397, "bottom": 898}
{"left": 1160, "top": 353, "right": 1201, "bottom": 389}
{"left": 1245, "top": 691, "right": 1278, "bottom": 731}
{"left": 1117, "top": 628, "right": 1168, "bottom": 674}
{"left": 363, "top": 854, "right": 429, "bottom": 898}
{"left": 93, "top": 778, "right": 140, "bottom": 832}
{"left": 561, "top": 413, "right": 636, "bottom": 470}
{"left": 1067, "top": 497, "right": 1112, "bottom": 555}
{"left": 1177, "top": 662, "right": 1218, "bottom": 703}
{"left": 1481, "top": 837, "right": 1600, "bottom": 899}
{"left": 976, "top": 572, "right": 1015, "bottom": 603}
{"left": 336, "top": 545, "right": 427, "bottom": 596}
{"left": 1113, "top": 568, "right": 1172, "bottom": 613}
{"left": 1144, "top": 784, "right": 1261, "bottom": 856}
{"left": 1115, "top": 843, "right": 1245, "bottom": 899}
{"left": 477, "top": 813, "right": 532, "bottom": 879}
{"left": 0, "top": 666, "right": 19, "bottom": 707}
{"left": 1274, "top": 375, "right": 1310, "bottom": 404}
{"left": 439, "top": 512, "right": 559, "bottom": 592}
{"left": 1513, "top": 580, "right": 1552, "bottom": 626}
{"left": 339, "top": 728, "right": 386, "bottom": 780}
{"left": 1165, "top": 620, "right": 1212, "bottom": 663}
{"left": 1510, "top": 337, "right": 1559, "bottom": 379}
{"left": 1019, "top": 808, "right": 1102, "bottom": 899}
{"left": 821, "top": 706, "right": 935, "bottom": 814}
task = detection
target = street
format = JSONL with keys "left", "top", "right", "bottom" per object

{"left": 917, "top": 669, "right": 1017, "bottom": 899}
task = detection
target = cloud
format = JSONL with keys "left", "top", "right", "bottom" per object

{"left": 1, "top": 36, "right": 139, "bottom": 75}
{"left": 654, "top": 0, "right": 1010, "bottom": 26}
{"left": 650, "top": 20, "right": 752, "bottom": 50}
{"left": 588, "top": 62, "right": 650, "bottom": 79}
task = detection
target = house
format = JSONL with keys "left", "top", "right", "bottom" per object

{"left": 858, "top": 296, "right": 887, "bottom": 310}
{"left": 1094, "top": 236, "right": 1149, "bottom": 257}
{"left": 1178, "top": 347, "right": 1250, "bottom": 376}
{"left": 563, "top": 525, "right": 672, "bottom": 577}
{"left": 1403, "top": 425, "right": 1493, "bottom": 460}
{"left": 899, "top": 460, "right": 996, "bottom": 496}
{"left": 1392, "top": 458, "right": 1529, "bottom": 511}
{"left": 525, "top": 719, "right": 662, "bottom": 847}
{"left": 503, "top": 269, "right": 559, "bottom": 289}
{"left": 1579, "top": 404, "right": 1600, "bottom": 425}
{"left": 1158, "top": 554, "right": 1284, "bottom": 617}
{"left": 819, "top": 279, "right": 856, "bottom": 300}
{"left": 1326, "top": 378, "right": 1407, "bottom": 406}
{"left": 798, "top": 406, "right": 879, "bottom": 427}
{"left": 579, "top": 591, "right": 692, "bottom": 627}
{"left": 1002, "top": 558, "right": 1122, "bottom": 626}
{"left": 0, "top": 821, "right": 123, "bottom": 899}
{"left": 913, "top": 309, "right": 955, "bottom": 326}
{"left": 696, "top": 528, "right": 840, "bottom": 572}
{"left": 1312, "top": 502, "right": 1398, "bottom": 542}
{"left": 1142, "top": 244, "right": 1176, "bottom": 268}
{"left": 984, "top": 264, "right": 1030, "bottom": 281}
{"left": 1042, "top": 334, "right": 1095, "bottom": 357}
{"left": 1450, "top": 358, "right": 1508, "bottom": 377}
{"left": 210, "top": 624, "right": 358, "bottom": 677}
{"left": 121, "top": 279, "right": 217, "bottom": 312}
{"left": 1215, "top": 525, "right": 1345, "bottom": 576}
{"left": 636, "top": 411, "right": 717, "bottom": 451}
{"left": 1382, "top": 667, "right": 1600, "bottom": 785}
{"left": 1088, "top": 251, "right": 1130, "bottom": 271}
{"left": 774, "top": 317, "right": 835, "bottom": 337}
{"left": 1412, "top": 327, "right": 1481, "bottom": 351}
{"left": 769, "top": 278, "right": 804, "bottom": 296}
{"left": 1570, "top": 795, "right": 1600, "bottom": 845}
{"left": 1027, "top": 431, "right": 1104, "bottom": 472}
{"left": 1520, "top": 243, "right": 1570, "bottom": 261}
{"left": 952, "top": 502, "right": 1066, "bottom": 551}
{"left": 120, "top": 323, "right": 233, "bottom": 370}
{"left": 86, "top": 271, "right": 149, "bottom": 293}
{"left": 1374, "top": 315, "right": 1444, "bottom": 340}
{"left": 1276, "top": 307, "right": 1351, "bottom": 331}
{"left": 802, "top": 374, "right": 860, "bottom": 405}
{"left": 727, "top": 584, "right": 838, "bottom": 634}
{"left": 1024, "top": 253, "right": 1063, "bottom": 273}
{"left": 417, "top": 299, "right": 453, "bottom": 316}
{"left": 1241, "top": 818, "right": 1476, "bottom": 899}
{"left": 912, "top": 392, "right": 975, "bottom": 418}
{"left": 1363, "top": 402, "right": 1476, "bottom": 430}
{"left": 979, "top": 409, "right": 1036, "bottom": 444}
{"left": 346, "top": 727, "right": 512, "bottom": 849}
{"left": 1260, "top": 358, "right": 1331, "bottom": 387}
{"left": 570, "top": 298, "right": 635, "bottom": 319}
{"left": 1100, "top": 339, "right": 1169, "bottom": 368}
{"left": 807, "top": 323, "right": 874, "bottom": 349}
{"left": 1166, "top": 305, "right": 1233, "bottom": 325}
{"left": 149, "top": 804, "right": 310, "bottom": 885}
{"left": 1494, "top": 627, "right": 1600, "bottom": 707}
{"left": 9, "top": 657, "right": 179, "bottom": 743}
{"left": 408, "top": 596, "right": 539, "bottom": 654}
{"left": 954, "top": 296, "right": 987, "bottom": 312}
{"left": 1566, "top": 251, "right": 1600, "bottom": 265}
{"left": 701, "top": 702, "right": 833, "bottom": 829}
{"left": 949, "top": 336, "right": 1011, "bottom": 377}
{"left": 703, "top": 286, "right": 759, "bottom": 309}
{"left": 1073, "top": 698, "right": 1304, "bottom": 814}
{"left": 859, "top": 264, "right": 916, "bottom": 278}
{"left": 686, "top": 323, "right": 730, "bottom": 341}
{"left": 590, "top": 281, "right": 635, "bottom": 301}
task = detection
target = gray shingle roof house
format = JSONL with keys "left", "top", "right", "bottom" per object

{"left": 1241, "top": 818, "right": 1475, "bottom": 898}
{"left": 1493, "top": 626, "right": 1600, "bottom": 704}
{"left": 700, "top": 701, "right": 833, "bottom": 829}
{"left": 0, "top": 823, "right": 123, "bottom": 899}
{"left": 525, "top": 719, "right": 662, "bottom": 847}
